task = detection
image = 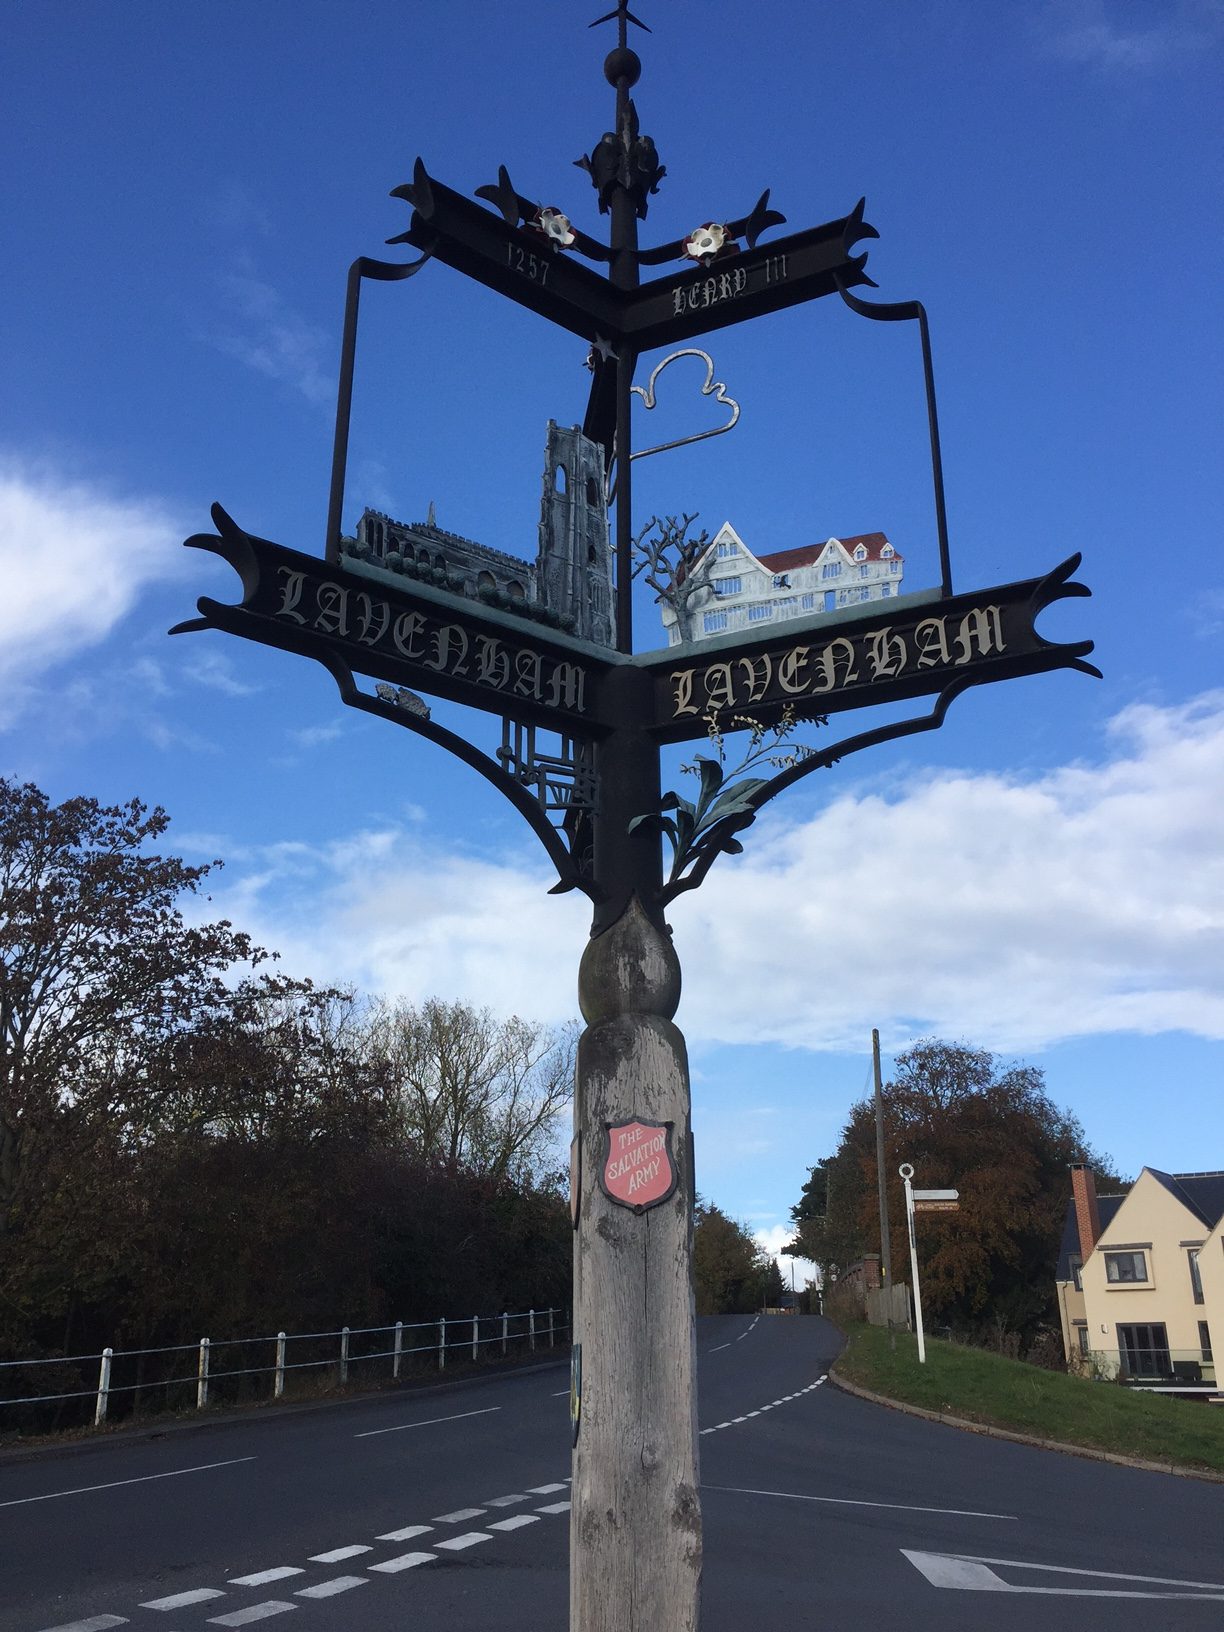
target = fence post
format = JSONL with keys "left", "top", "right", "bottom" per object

{"left": 529, "top": 1309, "right": 536, "bottom": 1354}
{"left": 439, "top": 1317, "right": 446, "bottom": 1370}
{"left": 197, "top": 1338, "right": 210, "bottom": 1410}
{"left": 547, "top": 1307, "right": 555, "bottom": 1348}
{"left": 501, "top": 1311, "right": 508, "bottom": 1357}
{"left": 472, "top": 1316, "right": 479, "bottom": 1363}
{"left": 393, "top": 1321, "right": 403, "bottom": 1380}
{"left": 274, "top": 1333, "right": 286, "bottom": 1399}
{"left": 95, "top": 1347, "right": 113, "bottom": 1426}
{"left": 340, "top": 1326, "right": 350, "bottom": 1386}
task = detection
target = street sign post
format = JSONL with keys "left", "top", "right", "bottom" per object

{"left": 175, "top": 8, "right": 1096, "bottom": 1626}
{"left": 900, "top": 1165, "right": 960, "bottom": 1361}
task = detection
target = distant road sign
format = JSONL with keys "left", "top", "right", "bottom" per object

{"left": 912, "top": 1188, "right": 959, "bottom": 1201}
{"left": 914, "top": 1199, "right": 960, "bottom": 1213}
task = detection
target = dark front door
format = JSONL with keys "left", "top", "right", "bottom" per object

{"left": 1117, "top": 1323, "right": 1170, "bottom": 1379}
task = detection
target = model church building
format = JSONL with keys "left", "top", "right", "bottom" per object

{"left": 348, "top": 422, "right": 615, "bottom": 648}
{"left": 345, "top": 423, "right": 903, "bottom": 651}
{"left": 661, "top": 522, "right": 904, "bottom": 647}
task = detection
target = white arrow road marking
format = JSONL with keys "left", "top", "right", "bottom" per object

{"left": 705, "top": 1484, "right": 1016, "bottom": 1521}
{"left": 903, "top": 1550, "right": 1224, "bottom": 1599}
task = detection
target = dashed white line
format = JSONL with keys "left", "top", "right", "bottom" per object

{"left": 228, "top": 1570, "right": 303, "bottom": 1587}
{"left": 526, "top": 1482, "right": 567, "bottom": 1494}
{"left": 489, "top": 1515, "right": 540, "bottom": 1531}
{"left": 141, "top": 1589, "right": 227, "bottom": 1610}
{"left": 208, "top": 1605, "right": 295, "bottom": 1627}
{"left": 709, "top": 1342, "right": 731, "bottom": 1351}
{"left": 376, "top": 1523, "right": 433, "bottom": 1542}
{"left": 432, "top": 1506, "right": 486, "bottom": 1523}
{"left": 307, "top": 1545, "right": 370, "bottom": 1563}
{"left": 537, "top": 1501, "right": 571, "bottom": 1515}
{"left": 295, "top": 1576, "right": 367, "bottom": 1599}
{"left": 1, "top": 1457, "right": 256, "bottom": 1509}
{"left": 35, "top": 1619, "right": 128, "bottom": 1632}
{"left": 369, "top": 1551, "right": 437, "bottom": 1573}
{"left": 435, "top": 1532, "right": 492, "bottom": 1551}
{"left": 354, "top": 1405, "right": 501, "bottom": 1439}
{"left": 484, "top": 1493, "right": 529, "bottom": 1506}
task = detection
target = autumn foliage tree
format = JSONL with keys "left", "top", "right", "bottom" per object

{"left": 788, "top": 1040, "right": 1123, "bottom": 1342}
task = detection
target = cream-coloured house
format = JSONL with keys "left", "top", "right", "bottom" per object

{"left": 1056, "top": 1162, "right": 1224, "bottom": 1392}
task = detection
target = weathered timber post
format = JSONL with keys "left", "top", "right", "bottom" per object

{"left": 571, "top": 894, "right": 700, "bottom": 1631}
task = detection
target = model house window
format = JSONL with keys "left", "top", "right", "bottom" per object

{"left": 716, "top": 541, "right": 737, "bottom": 558}
{"left": 1105, "top": 1250, "right": 1149, "bottom": 1284}
{"left": 889, "top": 560, "right": 902, "bottom": 573}
{"left": 882, "top": 544, "right": 894, "bottom": 557}
{"left": 1116, "top": 1322, "right": 1169, "bottom": 1378}
{"left": 776, "top": 596, "right": 798, "bottom": 615}
{"left": 748, "top": 603, "right": 771, "bottom": 622}
{"left": 1069, "top": 1254, "right": 1083, "bottom": 1292}
{"left": 859, "top": 564, "right": 870, "bottom": 578}
{"left": 1189, "top": 1249, "right": 1204, "bottom": 1304}
{"left": 713, "top": 576, "right": 741, "bottom": 596}
{"left": 1200, "top": 1321, "right": 1213, "bottom": 1362}
{"left": 801, "top": 593, "right": 815, "bottom": 610}
{"left": 703, "top": 611, "right": 728, "bottom": 634}
{"left": 822, "top": 562, "right": 841, "bottom": 579}
{"left": 853, "top": 545, "right": 867, "bottom": 560}
{"left": 1075, "top": 1325, "right": 1090, "bottom": 1357}
{"left": 881, "top": 584, "right": 891, "bottom": 597}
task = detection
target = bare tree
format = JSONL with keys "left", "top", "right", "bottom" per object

{"left": 359, "top": 997, "right": 575, "bottom": 1185}
{"left": 631, "top": 513, "right": 711, "bottom": 644}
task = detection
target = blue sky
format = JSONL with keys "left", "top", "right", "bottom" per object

{"left": 3, "top": 1, "right": 1222, "bottom": 1280}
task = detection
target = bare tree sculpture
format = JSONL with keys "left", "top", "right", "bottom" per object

{"left": 631, "top": 512, "right": 711, "bottom": 644}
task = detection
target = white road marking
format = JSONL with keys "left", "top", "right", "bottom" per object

{"left": 295, "top": 1576, "right": 367, "bottom": 1599}
{"left": 434, "top": 1532, "right": 492, "bottom": 1550}
{"left": 705, "top": 1484, "right": 1016, "bottom": 1521}
{"left": 552, "top": 1388, "right": 570, "bottom": 1396}
{"left": 1, "top": 1457, "right": 257, "bottom": 1509}
{"left": 526, "top": 1482, "right": 567, "bottom": 1494}
{"left": 903, "top": 1550, "right": 1224, "bottom": 1600}
{"left": 307, "top": 1545, "right": 370, "bottom": 1563}
{"left": 537, "top": 1501, "right": 571, "bottom": 1515}
{"left": 489, "top": 1515, "right": 540, "bottom": 1531}
{"left": 228, "top": 1569, "right": 304, "bottom": 1587}
{"left": 354, "top": 1405, "right": 501, "bottom": 1439}
{"left": 141, "top": 1588, "right": 226, "bottom": 1610}
{"left": 34, "top": 1619, "right": 128, "bottom": 1632}
{"left": 709, "top": 1342, "right": 730, "bottom": 1352}
{"left": 432, "top": 1506, "right": 486, "bottom": 1523}
{"left": 207, "top": 1605, "right": 296, "bottom": 1627}
{"left": 369, "top": 1551, "right": 437, "bottom": 1573}
{"left": 376, "top": 1524, "right": 433, "bottom": 1542}
{"left": 484, "top": 1493, "right": 529, "bottom": 1506}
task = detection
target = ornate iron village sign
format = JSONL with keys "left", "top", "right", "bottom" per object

{"left": 175, "top": 8, "right": 1097, "bottom": 1628}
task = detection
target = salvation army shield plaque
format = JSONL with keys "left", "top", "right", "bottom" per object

{"left": 599, "top": 1119, "right": 678, "bottom": 1214}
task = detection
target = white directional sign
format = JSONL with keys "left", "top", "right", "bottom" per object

{"left": 903, "top": 1549, "right": 1224, "bottom": 1600}
{"left": 912, "top": 1188, "right": 959, "bottom": 1201}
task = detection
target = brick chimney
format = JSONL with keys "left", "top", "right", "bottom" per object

{"left": 1071, "top": 1163, "right": 1102, "bottom": 1263}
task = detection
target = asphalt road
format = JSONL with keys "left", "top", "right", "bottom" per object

{"left": 2, "top": 1315, "right": 1222, "bottom": 1631}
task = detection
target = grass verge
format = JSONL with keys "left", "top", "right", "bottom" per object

{"left": 833, "top": 1322, "right": 1224, "bottom": 1476}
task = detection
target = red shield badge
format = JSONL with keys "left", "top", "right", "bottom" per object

{"left": 599, "top": 1119, "right": 678, "bottom": 1213}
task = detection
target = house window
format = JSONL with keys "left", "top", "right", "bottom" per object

{"left": 748, "top": 603, "right": 772, "bottom": 622}
{"left": 881, "top": 584, "right": 891, "bottom": 597}
{"left": 1189, "top": 1249, "right": 1204, "bottom": 1304}
{"left": 776, "top": 596, "right": 798, "bottom": 615}
{"left": 1075, "top": 1324, "right": 1090, "bottom": 1357}
{"left": 716, "top": 540, "right": 737, "bottom": 558}
{"left": 853, "top": 545, "right": 867, "bottom": 561}
{"left": 1069, "top": 1254, "right": 1083, "bottom": 1292}
{"left": 889, "top": 560, "right": 902, "bottom": 574}
{"left": 821, "top": 561, "right": 841, "bottom": 579}
{"left": 801, "top": 593, "right": 815, "bottom": 610}
{"left": 1200, "top": 1322, "right": 1213, "bottom": 1362}
{"left": 1104, "top": 1250, "right": 1149, "bottom": 1284}
{"left": 859, "top": 564, "right": 870, "bottom": 578}
{"left": 703, "top": 610, "right": 728, "bottom": 634}
{"left": 713, "top": 576, "right": 741, "bottom": 596}
{"left": 1117, "top": 1323, "right": 1169, "bottom": 1379}
{"left": 882, "top": 544, "right": 894, "bottom": 558}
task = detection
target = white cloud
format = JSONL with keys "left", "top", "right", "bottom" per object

{"left": 211, "top": 694, "right": 1224, "bottom": 1055}
{"left": 1040, "top": 0, "right": 1223, "bottom": 71}
{"left": 210, "top": 269, "right": 332, "bottom": 405}
{"left": 0, "top": 456, "right": 183, "bottom": 725}
{"left": 181, "top": 648, "right": 259, "bottom": 697}
{"left": 753, "top": 1226, "right": 817, "bottom": 1292}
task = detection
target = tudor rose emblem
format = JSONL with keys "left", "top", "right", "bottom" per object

{"left": 600, "top": 1119, "right": 678, "bottom": 1213}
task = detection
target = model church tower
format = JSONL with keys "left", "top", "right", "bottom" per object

{"left": 536, "top": 422, "right": 615, "bottom": 649}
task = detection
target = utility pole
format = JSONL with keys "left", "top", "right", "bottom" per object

{"left": 872, "top": 1028, "right": 893, "bottom": 1295}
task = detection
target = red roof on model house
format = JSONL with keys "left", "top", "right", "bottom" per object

{"left": 757, "top": 532, "right": 900, "bottom": 574}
